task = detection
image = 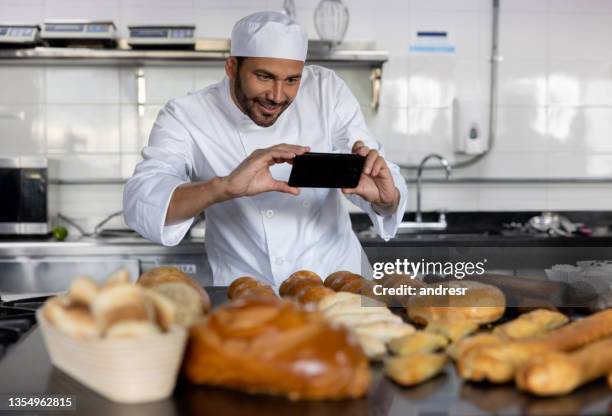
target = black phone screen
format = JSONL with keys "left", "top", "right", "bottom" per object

{"left": 288, "top": 152, "right": 365, "bottom": 188}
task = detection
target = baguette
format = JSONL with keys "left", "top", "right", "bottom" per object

{"left": 493, "top": 309, "right": 568, "bottom": 340}
{"left": 458, "top": 309, "right": 612, "bottom": 383}
{"left": 516, "top": 337, "right": 612, "bottom": 396}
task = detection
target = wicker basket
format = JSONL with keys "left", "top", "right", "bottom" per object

{"left": 36, "top": 309, "right": 188, "bottom": 403}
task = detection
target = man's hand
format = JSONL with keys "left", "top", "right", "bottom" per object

{"left": 222, "top": 143, "right": 310, "bottom": 198}
{"left": 342, "top": 140, "right": 400, "bottom": 215}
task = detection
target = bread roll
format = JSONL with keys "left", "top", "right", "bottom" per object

{"left": 52, "top": 305, "right": 100, "bottom": 339}
{"left": 295, "top": 285, "right": 335, "bottom": 304}
{"left": 66, "top": 276, "right": 99, "bottom": 307}
{"left": 339, "top": 279, "right": 366, "bottom": 294}
{"left": 324, "top": 271, "right": 363, "bottom": 291}
{"left": 279, "top": 270, "right": 322, "bottom": 296}
{"left": 425, "top": 320, "right": 479, "bottom": 342}
{"left": 355, "top": 333, "right": 386, "bottom": 361}
{"left": 447, "top": 333, "right": 502, "bottom": 361}
{"left": 138, "top": 266, "right": 210, "bottom": 313}
{"left": 407, "top": 281, "right": 506, "bottom": 325}
{"left": 284, "top": 278, "right": 321, "bottom": 298}
{"left": 353, "top": 321, "right": 415, "bottom": 344}
{"left": 318, "top": 292, "right": 362, "bottom": 311}
{"left": 182, "top": 297, "right": 371, "bottom": 400}
{"left": 235, "top": 285, "right": 278, "bottom": 301}
{"left": 142, "top": 288, "right": 176, "bottom": 331}
{"left": 152, "top": 282, "right": 205, "bottom": 327}
{"left": 91, "top": 284, "right": 155, "bottom": 332}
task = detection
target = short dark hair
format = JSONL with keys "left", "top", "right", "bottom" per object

{"left": 234, "top": 56, "right": 246, "bottom": 73}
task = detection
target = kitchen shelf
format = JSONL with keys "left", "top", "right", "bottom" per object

{"left": 0, "top": 40, "right": 388, "bottom": 111}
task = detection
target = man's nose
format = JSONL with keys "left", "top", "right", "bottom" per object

{"left": 266, "top": 81, "right": 284, "bottom": 104}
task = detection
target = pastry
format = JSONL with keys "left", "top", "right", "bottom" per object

{"left": 448, "top": 309, "right": 568, "bottom": 361}
{"left": 150, "top": 282, "right": 204, "bottom": 327}
{"left": 385, "top": 353, "right": 448, "bottom": 386}
{"left": 182, "top": 296, "right": 371, "bottom": 400}
{"left": 516, "top": 337, "right": 612, "bottom": 396}
{"left": 447, "top": 333, "right": 503, "bottom": 361}
{"left": 493, "top": 309, "right": 568, "bottom": 340}
{"left": 388, "top": 331, "right": 448, "bottom": 355}
{"left": 425, "top": 320, "right": 479, "bottom": 342}
{"left": 66, "top": 276, "right": 99, "bottom": 307}
{"left": 458, "top": 309, "right": 612, "bottom": 383}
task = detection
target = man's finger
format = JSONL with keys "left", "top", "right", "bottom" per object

{"left": 272, "top": 180, "right": 300, "bottom": 195}
{"left": 274, "top": 144, "right": 310, "bottom": 154}
{"left": 363, "top": 149, "right": 379, "bottom": 175}
{"left": 352, "top": 140, "right": 365, "bottom": 153}
{"left": 371, "top": 157, "right": 387, "bottom": 177}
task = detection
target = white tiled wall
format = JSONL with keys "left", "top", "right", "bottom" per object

{"left": 0, "top": 0, "right": 611, "bottom": 232}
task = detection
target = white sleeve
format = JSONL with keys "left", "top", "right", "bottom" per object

{"left": 329, "top": 73, "right": 408, "bottom": 241}
{"left": 123, "top": 102, "right": 195, "bottom": 246}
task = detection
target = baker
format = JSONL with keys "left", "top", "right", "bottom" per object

{"left": 123, "top": 11, "right": 408, "bottom": 287}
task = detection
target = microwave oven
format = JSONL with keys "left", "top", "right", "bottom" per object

{"left": 0, "top": 157, "right": 49, "bottom": 235}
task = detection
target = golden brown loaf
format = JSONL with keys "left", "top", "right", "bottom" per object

{"left": 324, "top": 271, "right": 363, "bottom": 291}
{"left": 279, "top": 270, "right": 322, "bottom": 296}
{"left": 407, "top": 281, "right": 506, "bottom": 325}
{"left": 385, "top": 353, "right": 448, "bottom": 386}
{"left": 295, "top": 285, "right": 335, "bottom": 304}
{"left": 227, "top": 276, "right": 277, "bottom": 300}
{"left": 182, "top": 296, "right": 371, "bottom": 400}
{"left": 138, "top": 266, "right": 210, "bottom": 313}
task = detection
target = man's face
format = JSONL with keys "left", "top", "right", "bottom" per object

{"left": 226, "top": 57, "right": 304, "bottom": 127}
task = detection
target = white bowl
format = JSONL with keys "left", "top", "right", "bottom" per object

{"left": 36, "top": 309, "right": 188, "bottom": 403}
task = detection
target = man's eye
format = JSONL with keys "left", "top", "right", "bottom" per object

{"left": 258, "top": 74, "right": 272, "bottom": 81}
{"left": 286, "top": 78, "right": 298, "bottom": 85}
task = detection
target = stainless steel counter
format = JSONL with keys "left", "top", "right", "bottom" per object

{"left": 0, "top": 236, "right": 205, "bottom": 257}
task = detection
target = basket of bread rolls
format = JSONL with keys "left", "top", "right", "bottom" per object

{"left": 37, "top": 266, "right": 210, "bottom": 403}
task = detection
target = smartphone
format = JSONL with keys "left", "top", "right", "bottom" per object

{"left": 288, "top": 152, "right": 365, "bottom": 188}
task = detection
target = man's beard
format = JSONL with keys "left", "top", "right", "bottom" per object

{"left": 233, "top": 75, "right": 292, "bottom": 127}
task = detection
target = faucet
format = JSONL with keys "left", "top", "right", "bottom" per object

{"left": 398, "top": 153, "right": 452, "bottom": 231}
{"left": 415, "top": 154, "right": 452, "bottom": 222}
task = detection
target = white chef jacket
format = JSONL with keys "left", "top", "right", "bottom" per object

{"left": 123, "top": 65, "right": 408, "bottom": 287}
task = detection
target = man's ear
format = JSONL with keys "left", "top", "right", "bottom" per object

{"left": 225, "top": 57, "right": 237, "bottom": 80}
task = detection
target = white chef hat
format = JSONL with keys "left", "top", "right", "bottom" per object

{"left": 230, "top": 11, "right": 308, "bottom": 62}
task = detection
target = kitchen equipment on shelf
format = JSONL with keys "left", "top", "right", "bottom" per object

{"left": 0, "top": 157, "right": 49, "bottom": 235}
{"left": 0, "top": 24, "right": 40, "bottom": 47}
{"left": 127, "top": 25, "right": 196, "bottom": 49}
{"left": 314, "top": 0, "right": 350, "bottom": 44}
{"left": 41, "top": 20, "right": 116, "bottom": 48}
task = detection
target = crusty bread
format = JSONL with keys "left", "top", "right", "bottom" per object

{"left": 516, "top": 337, "right": 612, "bottom": 396}
{"left": 151, "top": 282, "right": 204, "bottom": 327}
{"left": 138, "top": 266, "right": 210, "bottom": 313}
{"left": 66, "top": 276, "right": 99, "bottom": 307}
{"left": 279, "top": 270, "right": 322, "bottom": 296}
{"left": 458, "top": 309, "right": 612, "bottom": 383}
{"left": 182, "top": 297, "right": 370, "bottom": 400}
{"left": 104, "top": 268, "right": 131, "bottom": 286}
{"left": 52, "top": 305, "right": 99, "bottom": 339}
{"left": 407, "top": 281, "right": 506, "bottom": 325}
{"left": 324, "top": 271, "right": 363, "bottom": 292}
{"left": 493, "top": 309, "right": 568, "bottom": 340}
{"left": 142, "top": 288, "right": 176, "bottom": 331}
{"left": 91, "top": 284, "right": 155, "bottom": 332}
{"left": 295, "top": 285, "right": 335, "bottom": 304}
